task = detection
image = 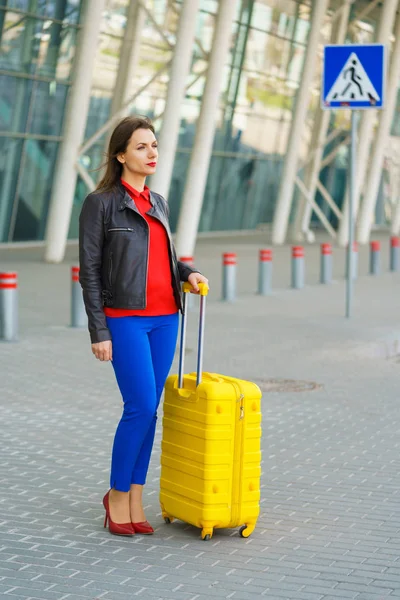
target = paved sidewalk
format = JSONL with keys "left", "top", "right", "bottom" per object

{"left": 1, "top": 234, "right": 400, "bottom": 600}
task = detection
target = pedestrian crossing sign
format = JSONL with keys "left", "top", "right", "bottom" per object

{"left": 322, "top": 44, "right": 385, "bottom": 110}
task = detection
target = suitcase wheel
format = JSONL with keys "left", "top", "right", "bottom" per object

{"left": 239, "top": 525, "right": 254, "bottom": 538}
{"left": 201, "top": 528, "right": 213, "bottom": 541}
{"left": 162, "top": 510, "right": 174, "bottom": 524}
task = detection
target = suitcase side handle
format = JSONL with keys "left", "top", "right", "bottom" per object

{"left": 178, "top": 282, "right": 209, "bottom": 388}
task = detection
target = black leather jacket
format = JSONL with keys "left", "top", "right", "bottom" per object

{"left": 79, "top": 183, "right": 196, "bottom": 343}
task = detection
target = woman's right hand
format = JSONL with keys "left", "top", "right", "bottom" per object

{"left": 91, "top": 340, "right": 113, "bottom": 362}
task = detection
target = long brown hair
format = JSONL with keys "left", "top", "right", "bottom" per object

{"left": 96, "top": 116, "right": 155, "bottom": 192}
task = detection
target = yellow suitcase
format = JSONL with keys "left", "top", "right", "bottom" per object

{"left": 160, "top": 283, "right": 262, "bottom": 540}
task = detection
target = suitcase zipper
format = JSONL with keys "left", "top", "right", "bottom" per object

{"left": 231, "top": 390, "right": 245, "bottom": 526}
{"left": 239, "top": 394, "right": 245, "bottom": 420}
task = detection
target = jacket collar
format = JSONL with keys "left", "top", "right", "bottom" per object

{"left": 115, "top": 188, "right": 169, "bottom": 233}
{"left": 116, "top": 181, "right": 155, "bottom": 213}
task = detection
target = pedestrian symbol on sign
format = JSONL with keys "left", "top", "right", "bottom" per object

{"left": 342, "top": 60, "right": 363, "bottom": 97}
{"left": 325, "top": 52, "right": 380, "bottom": 106}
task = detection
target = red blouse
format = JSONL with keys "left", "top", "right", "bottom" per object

{"left": 104, "top": 180, "right": 178, "bottom": 317}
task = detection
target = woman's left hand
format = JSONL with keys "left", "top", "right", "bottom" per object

{"left": 187, "top": 272, "right": 209, "bottom": 294}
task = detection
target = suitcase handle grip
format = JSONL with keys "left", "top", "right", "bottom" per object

{"left": 182, "top": 282, "right": 209, "bottom": 296}
{"left": 178, "top": 282, "right": 208, "bottom": 388}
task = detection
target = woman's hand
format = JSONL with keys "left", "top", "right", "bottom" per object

{"left": 91, "top": 340, "right": 113, "bottom": 362}
{"left": 187, "top": 272, "right": 209, "bottom": 294}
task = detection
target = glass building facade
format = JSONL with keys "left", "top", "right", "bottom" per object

{"left": 1, "top": 0, "right": 399, "bottom": 243}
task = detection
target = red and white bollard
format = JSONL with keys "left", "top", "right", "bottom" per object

{"left": 320, "top": 243, "right": 333, "bottom": 284}
{"left": 0, "top": 272, "right": 18, "bottom": 342}
{"left": 390, "top": 236, "right": 400, "bottom": 272}
{"left": 258, "top": 249, "right": 272, "bottom": 295}
{"left": 370, "top": 241, "right": 380, "bottom": 275}
{"left": 291, "top": 246, "right": 304, "bottom": 289}
{"left": 179, "top": 256, "right": 195, "bottom": 310}
{"left": 222, "top": 253, "right": 237, "bottom": 302}
{"left": 71, "top": 266, "right": 86, "bottom": 328}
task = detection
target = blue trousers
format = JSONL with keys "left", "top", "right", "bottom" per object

{"left": 106, "top": 313, "right": 179, "bottom": 491}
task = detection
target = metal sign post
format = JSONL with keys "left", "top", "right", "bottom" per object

{"left": 322, "top": 43, "right": 385, "bottom": 318}
{"left": 346, "top": 111, "right": 358, "bottom": 318}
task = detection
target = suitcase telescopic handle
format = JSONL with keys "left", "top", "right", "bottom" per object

{"left": 178, "top": 282, "right": 209, "bottom": 388}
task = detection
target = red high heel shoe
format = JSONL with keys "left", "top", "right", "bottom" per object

{"left": 103, "top": 491, "right": 135, "bottom": 536}
{"left": 131, "top": 520, "right": 154, "bottom": 535}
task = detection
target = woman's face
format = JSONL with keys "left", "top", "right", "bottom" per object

{"left": 117, "top": 128, "right": 158, "bottom": 177}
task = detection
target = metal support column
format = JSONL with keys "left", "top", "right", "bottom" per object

{"left": 271, "top": 0, "right": 330, "bottom": 245}
{"left": 150, "top": 0, "right": 201, "bottom": 198}
{"left": 174, "top": 0, "right": 237, "bottom": 259}
{"left": 293, "top": 0, "right": 351, "bottom": 242}
{"left": 338, "top": 0, "right": 398, "bottom": 247}
{"left": 357, "top": 9, "right": 400, "bottom": 244}
{"left": 346, "top": 111, "right": 358, "bottom": 318}
{"left": 44, "top": 0, "right": 106, "bottom": 263}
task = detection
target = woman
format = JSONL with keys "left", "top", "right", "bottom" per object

{"left": 79, "top": 116, "right": 208, "bottom": 536}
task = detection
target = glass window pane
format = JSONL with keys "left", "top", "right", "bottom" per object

{"left": 55, "top": 25, "right": 77, "bottom": 79}
{"left": 94, "top": 30, "right": 123, "bottom": 94}
{"left": 198, "top": 153, "right": 283, "bottom": 231}
{"left": 0, "top": 13, "right": 43, "bottom": 74}
{"left": 195, "top": 9, "right": 215, "bottom": 53}
{"left": 11, "top": 139, "right": 58, "bottom": 241}
{"left": 164, "top": 149, "right": 191, "bottom": 232}
{"left": 3, "top": 1, "right": 81, "bottom": 24}
{"left": 0, "top": 137, "right": 22, "bottom": 242}
{"left": 47, "top": 0, "right": 82, "bottom": 25}
{"left": 1, "top": 13, "right": 78, "bottom": 80}
{"left": 68, "top": 175, "right": 89, "bottom": 239}
{"left": 251, "top": 2, "right": 272, "bottom": 33}
{"left": 286, "top": 42, "right": 306, "bottom": 83}
{"left": 1, "top": 1, "right": 31, "bottom": 11}
{"left": 28, "top": 81, "right": 68, "bottom": 136}
{"left": 36, "top": 23, "right": 78, "bottom": 80}
{"left": 199, "top": 0, "right": 218, "bottom": 14}
{"left": 391, "top": 89, "right": 400, "bottom": 136}
{"left": 293, "top": 5, "right": 310, "bottom": 44}
{"left": 0, "top": 75, "right": 33, "bottom": 133}
{"left": 177, "top": 100, "right": 201, "bottom": 148}
{"left": 277, "top": 6, "right": 296, "bottom": 39}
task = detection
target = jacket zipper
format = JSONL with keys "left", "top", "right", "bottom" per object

{"left": 135, "top": 213, "right": 150, "bottom": 307}
{"left": 131, "top": 215, "right": 150, "bottom": 307}
{"left": 108, "top": 227, "right": 134, "bottom": 232}
{"left": 147, "top": 212, "right": 181, "bottom": 311}
{"left": 169, "top": 241, "right": 181, "bottom": 310}
{"left": 144, "top": 220, "right": 149, "bottom": 307}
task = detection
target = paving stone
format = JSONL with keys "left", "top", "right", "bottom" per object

{"left": 352, "top": 592, "right": 393, "bottom": 599}
{"left": 261, "top": 589, "right": 324, "bottom": 600}
{"left": 335, "top": 582, "right": 394, "bottom": 594}
{"left": 2, "top": 588, "right": 68, "bottom": 599}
